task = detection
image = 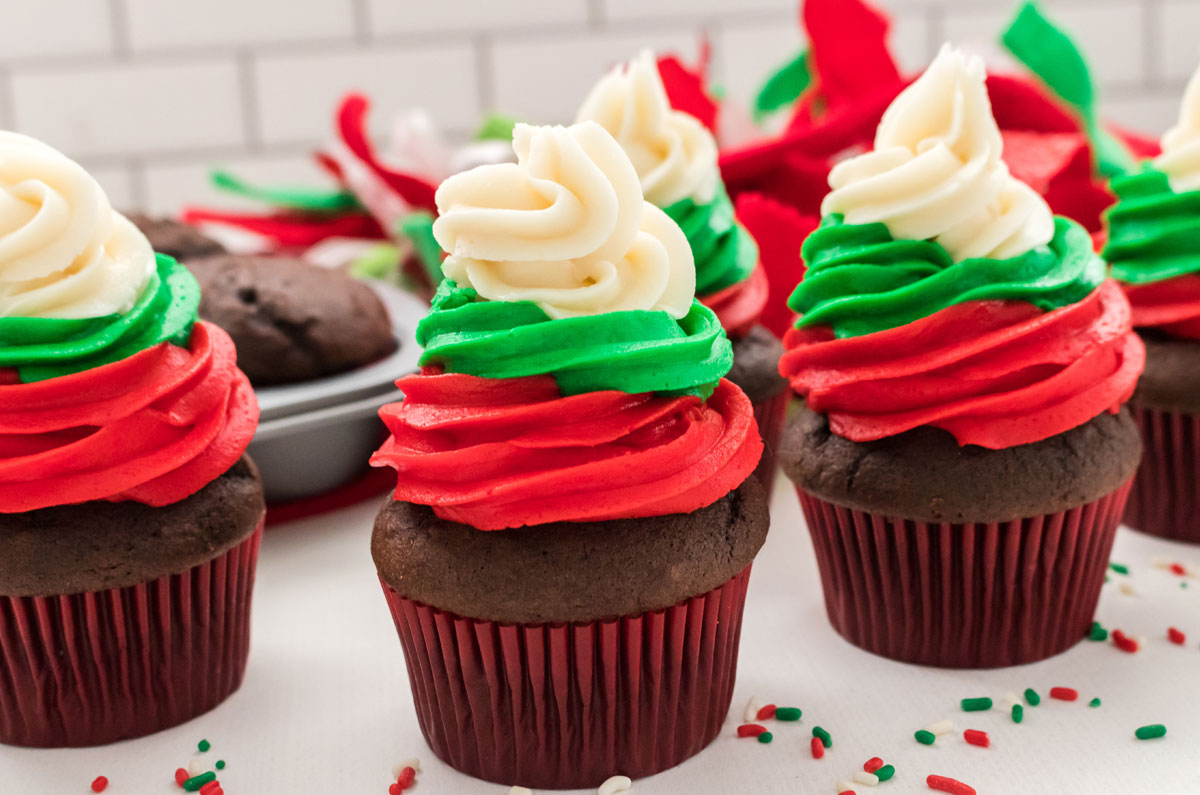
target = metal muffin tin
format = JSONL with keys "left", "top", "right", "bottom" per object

{"left": 247, "top": 280, "right": 425, "bottom": 503}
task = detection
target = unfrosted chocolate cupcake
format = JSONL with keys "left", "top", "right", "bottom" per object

{"left": 188, "top": 254, "right": 395, "bottom": 385}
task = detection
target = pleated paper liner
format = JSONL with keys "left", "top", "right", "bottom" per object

{"left": 797, "top": 482, "right": 1132, "bottom": 669}
{"left": 1124, "top": 403, "right": 1200, "bottom": 543}
{"left": 751, "top": 390, "right": 789, "bottom": 501}
{"left": 380, "top": 565, "right": 753, "bottom": 789}
{"left": 0, "top": 520, "right": 264, "bottom": 747}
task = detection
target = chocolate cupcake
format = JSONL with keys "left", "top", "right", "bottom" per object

{"left": 0, "top": 133, "right": 263, "bottom": 746}
{"left": 577, "top": 52, "right": 788, "bottom": 495}
{"left": 370, "top": 121, "right": 768, "bottom": 787}
{"left": 127, "top": 212, "right": 226, "bottom": 262}
{"left": 777, "top": 48, "right": 1144, "bottom": 668}
{"left": 188, "top": 254, "right": 395, "bottom": 386}
{"left": 1104, "top": 64, "right": 1200, "bottom": 543}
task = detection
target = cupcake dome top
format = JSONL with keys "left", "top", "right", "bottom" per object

{"left": 778, "top": 46, "right": 1143, "bottom": 450}
{"left": 371, "top": 121, "right": 762, "bottom": 530}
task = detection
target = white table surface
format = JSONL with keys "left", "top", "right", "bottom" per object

{"left": 4, "top": 473, "right": 1198, "bottom": 794}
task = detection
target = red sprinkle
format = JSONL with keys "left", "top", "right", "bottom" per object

{"left": 737, "top": 723, "right": 768, "bottom": 738}
{"left": 1169, "top": 627, "right": 1187, "bottom": 645}
{"left": 175, "top": 768, "right": 190, "bottom": 787}
{"left": 1170, "top": 563, "right": 1187, "bottom": 576}
{"left": 90, "top": 777, "right": 109, "bottom": 793}
{"left": 811, "top": 736, "right": 825, "bottom": 759}
{"left": 864, "top": 757, "right": 884, "bottom": 773}
{"left": 839, "top": 791, "right": 856, "bottom": 795}
{"left": 199, "top": 782, "right": 221, "bottom": 795}
{"left": 1112, "top": 630, "right": 1140, "bottom": 653}
{"left": 388, "top": 784, "right": 403, "bottom": 795}
{"left": 1050, "top": 687, "right": 1079, "bottom": 702}
{"left": 756, "top": 704, "right": 777, "bottom": 720}
{"left": 927, "top": 774, "right": 977, "bottom": 795}
{"left": 963, "top": 729, "right": 990, "bottom": 748}
{"left": 396, "top": 766, "right": 416, "bottom": 788}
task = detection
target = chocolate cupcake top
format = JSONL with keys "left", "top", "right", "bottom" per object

{"left": 370, "top": 121, "right": 762, "bottom": 530}
{"left": 778, "top": 46, "right": 1143, "bottom": 450}
{"left": 1103, "top": 63, "right": 1200, "bottom": 340}
{"left": 577, "top": 52, "right": 766, "bottom": 336}
{"left": 0, "top": 132, "right": 257, "bottom": 512}
{"left": 126, "top": 213, "right": 226, "bottom": 263}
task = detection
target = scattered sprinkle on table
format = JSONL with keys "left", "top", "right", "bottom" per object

{"left": 188, "top": 759, "right": 207, "bottom": 777}
{"left": 90, "top": 776, "right": 108, "bottom": 793}
{"left": 182, "top": 772, "right": 215, "bottom": 792}
{"left": 1135, "top": 724, "right": 1167, "bottom": 741}
{"left": 1168, "top": 627, "right": 1187, "bottom": 645}
{"left": 1050, "top": 687, "right": 1079, "bottom": 702}
{"left": 836, "top": 781, "right": 856, "bottom": 793}
{"left": 776, "top": 706, "right": 802, "bottom": 722}
{"left": 864, "top": 758, "right": 883, "bottom": 773}
{"left": 395, "top": 765, "right": 417, "bottom": 789}
{"left": 744, "top": 696, "right": 763, "bottom": 723}
{"left": 963, "top": 729, "right": 990, "bottom": 748}
{"left": 852, "top": 771, "right": 878, "bottom": 786}
{"left": 927, "top": 774, "right": 976, "bottom": 795}
{"left": 1112, "top": 630, "right": 1140, "bottom": 653}
{"left": 811, "top": 736, "right": 825, "bottom": 759}
{"left": 758, "top": 731, "right": 774, "bottom": 744}
{"left": 175, "top": 768, "right": 189, "bottom": 787}
{"left": 837, "top": 791, "right": 856, "bottom": 795}
{"left": 875, "top": 765, "right": 895, "bottom": 782}
{"left": 738, "top": 723, "right": 768, "bottom": 738}
{"left": 598, "top": 774, "right": 632, "bottom": 795}
{"left": 1089, "top": 698, "right": 1102, "bottom": 708}
{"left": 1024, "top": 688, "right": 1041, "bottom": 706}
{"left": 960, "top": 697, "right": 992, "bottom": 712}
{"left": 1118, "top": 581, "right": 1139, "bottom": 597}
{"left": 1089, "top": 622, "right": 1108, "bottom": 641}
{"left": 813, "top": 726, "right": 832, "bottom": 748}
{"left": 510, "top": 787, "right": 533, "bottom": 795}
{"left": 756, "top": 704, "right": 778, "bottom": 720}
{"left": 915, "top": 730, "right": 937, "bottom": 746}
{"left": 1012, "top": 704, "right": 1024, "bottom": 723}
{"left": 197, "top": 739, "right": 210, "bottom": 753}
{"left": 215, "top": 761, "right": 225, "bottom": 771}
{"left": 1109, "top": 562, "right": 1129, "bottom": 575}
{"left": 1170, "top": 563, "right": 1187, "bottom": 576}
{"left": 925, "top": 720, "right": 954, "bottom": 736}
{"left": 392, "top": 759, "right": 421, "bottom": 778}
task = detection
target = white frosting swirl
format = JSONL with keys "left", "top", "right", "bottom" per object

{"left": 0, "top": 132, "right": 155, "bottom": 318}
{"left": 821, "top": 46, "right": 1055, "bottom": 261}
{"left": 432, "top": 122, "right": 695, "bottom": 320}
{"left": 1154, "top": 63, "right": 1200, "bottom": 193}
{"left": 576, "top": 50, "right": 718, "bottom": 207}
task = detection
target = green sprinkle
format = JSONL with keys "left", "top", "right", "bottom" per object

{"left": 215, "top": 761, "right": 226, "bottom": 770}
{"left": 775, "top": 706, "right": 802, "bottom": 722}
{"left": 1110, "top": 562, "right": 1130, "bottom": 575}
{"left": 1089, "top": 622, "right": 1109, "bottom": 642}
{"left": 183, "top": 772, "right": 216, "bottom": 792}
{"left": 1089, "top": 698, "right": 1102, "bottom": 708}
{"left": 1135, "top": 724, "right": 1167, "bottom": 740}
{"left": 757, "top": 731, "right": 773, "bottom": 744}
{"left": 1012, "top": 704, "right": 1024, "bottom": 723}
{"left": 876, "top": 764, "right": 896, "bottom": 781}
{"left": 1183, "top": 582, "right": 1189, "bottom": 589}
{"left": 197, "top": 739, "right": 211, "bottom": 753}
{"left": 961, "top": 697, "right": 993, "bottom": 712}
{"left": 915, "top": 729, "right": 936, "bottom": 745}
{"left": 812, "top": 726, "right": 832, "bottom": 748}
{"left": 1025, "top": 688, "right": 1041, "bottom": 706}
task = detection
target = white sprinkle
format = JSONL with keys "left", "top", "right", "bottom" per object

{"left": 188, "top": 758, "right": 207, "bottom": 777}
{"left": 509, "top": 788, "right": 533, "bottom": 795}
{"left": 744, "top": 695, "right": 763, "bottom": 723}
{"left": 836, "top": 781, "right": 857, "bottom": 793}
{"left": 598, "top": 775, "right": 632, "bottom": 795}
{"left": 924, "top": 719, "right": 954, "bottom": 736}
{"left": 853, "top": 771, "right": 880, "bottom": 786}
{"left": 1119, "top": 581, "right": 1138, "bottom": 597}
{"left": 1003, "top": 691, "right": 1021, "bottom": 707}
{"left": 392, "top": 758, "right": 422, "bottom": 779}
{"left": 1153, "top": 556, "right": 1174, "bottom": 570}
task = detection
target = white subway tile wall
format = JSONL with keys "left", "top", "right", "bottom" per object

{"left": 0, "top": 0, "right": 1190, "bottom": 213}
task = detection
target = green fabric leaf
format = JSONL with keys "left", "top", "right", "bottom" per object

{"left": 752, "top": 49, "right": 811, "bottom": 124}
{"left": 210, "top": 169, "right": 361, "bottom": 212}
{"left": 474, "top": 113, "right": 520, "bottom": 141}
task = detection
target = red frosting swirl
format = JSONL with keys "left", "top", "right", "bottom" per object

{"left": 1121, "top": 275, "right": 1200, "bottom": 340}
{"left": 779, "top": 280, "right": 1144, "bottom": 449}
{"left": 700, "top": 264, "right": 769, "bottom": 338}
{"left": 371, "top": 373, "right": 762, "bottom": 530}
{"left": 0, "top": 321, "right": 258, "bottom": 512}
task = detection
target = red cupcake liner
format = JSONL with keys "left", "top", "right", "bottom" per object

{"left": 797, "top": 483, "right": 1131, "bottom": 668}
{"left": 0, "top": 520, "right": 263, "bottom": 747}
{"left": 380, "top": 565, "right": 753, "bottom": 789}
{"left": 1124, "top": 404, "right": 1200, "bottom": 542}
{"left": 751, "top": 390, "right": 789, "bottom": 500}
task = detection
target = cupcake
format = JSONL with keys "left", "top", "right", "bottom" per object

{"left": 127, "top": 213, "right": 227, "bottom": 262}
{"left": 370, "top": 122, "right": 768, "bottom": 787}
{"left": 187, "top": 254, "right": 395, "bottom": 386}
{"left": 777, "top": 48, "right": 1144, "bottom": 668}
{"left": 577, "top": 52, "right": 788, "bottom": 495}
{"left": 1105, "top": 64, "right": 1200, "bottom": 542}
{"left": 0, "top": 133, "right": 263, "bottom": 746}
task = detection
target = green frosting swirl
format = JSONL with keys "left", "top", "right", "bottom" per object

{"left": 664, "top": 186, "right": 758, "bottom": 296}
{"left": 1103, "top": 168, "right": 1200, "bottom": 286}
{"left": 789, "top": 215, "right": 1105, "bottom": 338}
{"left": 0, "top": 254, "right": 200, "bottom": 382}
{"left": 417, "top": 280, "right": 733, "bottom": 398}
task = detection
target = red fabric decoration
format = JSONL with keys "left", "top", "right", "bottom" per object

{"left": 657, "top": 54, "right": 719, "bottom": 134}
{"left": 734, "top": 193, "right": 819, "bottom": 339}
{"left": 336, "top": 93, "right": 438, "bottom": 212}
{"left": 179, "top": 208, "right": 385, "bottom": 250}
{"left": 802, "top": 0, "right": 902, "bottom": 110}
